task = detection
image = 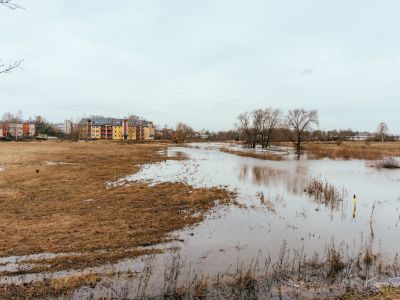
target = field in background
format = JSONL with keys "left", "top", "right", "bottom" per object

{"left": 302, "top": 141, "right": 400, "bottom": 160}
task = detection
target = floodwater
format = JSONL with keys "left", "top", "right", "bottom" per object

{"left": 120, "top": 143, "right": 400, "bottom": 268}
{"left": 3, "top": 142, "right": 400, "bottom": 297}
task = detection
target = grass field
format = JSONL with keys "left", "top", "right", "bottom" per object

{"left": 0, "top": 141, "right": 232, "bottom": 274}
{"left": 303, "top": 141, "right": 400, "bottom": 160}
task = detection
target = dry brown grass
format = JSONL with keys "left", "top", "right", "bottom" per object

{"left": 304, "top": 141, "right": 400, "bottom": 160}
{"left": 220, "top": 148, "right": 285, "bottom": 161}
{"left": 0, "top": 274, "right": 101, "bottom": 299}
{"left": 0, "top": 141, "right": 232, "bottom": 272}
{"left": 372, "top": 157, "right": 400, "bottom": 169}
{"left": 305, "top": 178, "right": 346, "bottom": 210}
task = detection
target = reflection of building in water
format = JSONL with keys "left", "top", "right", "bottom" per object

{"left": 239, "top": 164, "right": 308, "bottom": 195}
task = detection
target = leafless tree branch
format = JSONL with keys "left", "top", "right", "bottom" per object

{"left": 0, "top": 59, "right": 23, "bottom": 74}
{"left": 0, "top": 0, "right": 22, "bottom": 10}
{"left": 1, "top": 0, "right": 24, "bottom": 74}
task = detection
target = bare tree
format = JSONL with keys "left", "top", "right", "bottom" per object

{"left": 2, "top": 110, "right": 23, "bottom": 122}
{"left": 173, "top": 122, "right": 193, "bottom": 144}
{"left": 0, "top": 0, "right": 23, "bottom": 74}
{"left": 251, "top": 109, "right": 264, "bottom": 148}
{"left": 236, "top": 112, "right": 252, "bottom": 147}
{"left": 286, "top": 109, "right": 319, "bottom": 157}
{"left": 376, "top": 122, "right": 388, "bottom": 142}
{"left": 260, "top": 108, "right": 281, "bottom": 149}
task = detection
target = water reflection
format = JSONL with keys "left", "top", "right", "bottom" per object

{"left": 112, "top": 143, "right": 400, "bottom": 275}
{"left": 239, "top": 164, "right": 309, "bottom": 195}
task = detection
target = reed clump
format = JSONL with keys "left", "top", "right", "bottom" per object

{"left": 305, "top": 178, "right": 346, "bottom": 209}
{"left": 372, "top": 157, "right": 400, "bottom": 169}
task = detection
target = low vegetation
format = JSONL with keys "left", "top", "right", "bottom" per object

{"left": 372, "top": 157, "right": 400, "bottom": 169}
{"left": 305, "top": 178, "right": 346, "bottom": 209}
{"left": 0, "top": 141, "right": 233, "bottom": 272}
{"left": 8, "top": 240, "right": 394, "bottom": 299}
{"left": 303, "top": 141, "right": 400, "bottom": 160}
{"left": 0, "top": 274, "right": 101, "bottom": 299}
{"left": 220, "top": 147, "right": 285, "bottom": 161}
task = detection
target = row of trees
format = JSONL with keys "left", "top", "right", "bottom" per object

{"left": 237, "top": 108, "right": 281, "bottom": 149}
{"left": 236, "top": 109, "right": 395, "bottom": 155}
{"left": 237, "top": 108, "right": 319, "bottom": 155}
{"left": 158, "top": 123, "right": 195, "bottom": 143}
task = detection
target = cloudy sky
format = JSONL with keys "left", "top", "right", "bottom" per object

{"left": 0, "top": 0, "right": 399, "bottom": 132}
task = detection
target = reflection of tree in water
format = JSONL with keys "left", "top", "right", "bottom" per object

{"left": 286, "top": 166, "right": 308, "bottom": 194}
{"left": 239, "top": 164, "right": 308, "bottom": 195}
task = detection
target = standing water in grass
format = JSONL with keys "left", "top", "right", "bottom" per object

{"left": 111, "top": 143, "right": 400, "bottom": 272}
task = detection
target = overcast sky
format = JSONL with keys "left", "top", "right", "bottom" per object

{"left": 1, "top": 1, "right": 399, "bottom": 132}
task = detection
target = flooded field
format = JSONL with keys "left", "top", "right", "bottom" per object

{"left": 122, "top": 142, "right": 400, "bottom": 265}
{"left": 2, "top": 142, "right": 400, "bottom": 298}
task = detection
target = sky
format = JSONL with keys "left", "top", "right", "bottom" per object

{"left": 0, "top": 0, "right": 399, "bottom": 132}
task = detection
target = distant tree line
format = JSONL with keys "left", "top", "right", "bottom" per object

{"left": 233, "top": 108, "right": 395, "bottom": 155}
{"left": 156, "top": 123, "right": 195, "bottom": 143}
{"left": 153, "top": 116, "right": 395, "bottom": 148}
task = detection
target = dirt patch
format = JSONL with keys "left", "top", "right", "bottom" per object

{"left": 0, "top": 141, "right": 233, "bottom": 271}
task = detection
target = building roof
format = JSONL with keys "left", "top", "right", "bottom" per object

{"left": 79, "top": 117, "right": 153, "bottom": 127}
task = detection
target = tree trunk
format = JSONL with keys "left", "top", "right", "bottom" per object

{"left": 296, "top": 134, "right": 301, "bottom": 156}
{"left": 252, "top": 132, "right": 257, "bottom": 149}
{"left": 265, "top": 129, "right": 272, "bottom": 149}
{"left": 261, "top": 132, "right": 265, "bottom": 148}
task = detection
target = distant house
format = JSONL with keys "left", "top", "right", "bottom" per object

{"left": 195, "top": 129, "right": 210, "bottom": 139}
{"left": 53, "top": 120, "right": 73, "bottom": 135}
{"left": 78, "top": 116, "right": 155, "bottom": 141}
{"left": 0, "top": 121, "right": 35, "bottom": 140}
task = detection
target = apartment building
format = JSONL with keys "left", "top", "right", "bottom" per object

{"left": 53, "top": 120, "right": 73, "bottom": 134}
{"left": 0, "top": 122, "right": 35, "bottom": 139}
{"left": 78, "top": 116, "right": 154, "bottom": 141}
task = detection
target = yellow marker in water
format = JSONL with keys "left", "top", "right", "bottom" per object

{"left": 352, "top": 194, "right": 357, "bottom": 219}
